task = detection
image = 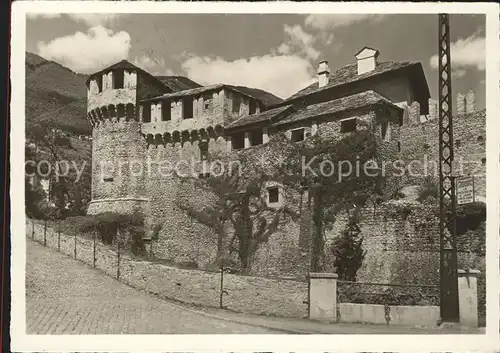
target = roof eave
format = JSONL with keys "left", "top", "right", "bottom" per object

{"left": 273, "top": 99, "right": 401, "bottom": 128}
{"left": 226, "top": 105, "right": 295, "bottom": 132}
{"left": 85, "top": 60, "right": 171, "bottom": 92}
{"left": 141, "top": 84, "right": 269, "bottom": 106}
{"left": 275, "top": 62, "right": 422, "bottom": 108}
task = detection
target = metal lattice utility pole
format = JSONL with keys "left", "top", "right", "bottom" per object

{"left": 438, "top": 13, "right": 459, "bottom": 322}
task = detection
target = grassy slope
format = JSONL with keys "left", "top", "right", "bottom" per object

{"left": 26, "top": 52, "right": 91, "bottom": 135}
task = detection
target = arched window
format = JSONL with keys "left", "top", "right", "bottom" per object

{"left": 117, "top": 104, "right": 125, "bottom": 119}
{"left": 108, "top": 105, "right": 117, "bottom": 119}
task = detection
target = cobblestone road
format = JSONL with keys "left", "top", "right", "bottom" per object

{"left": 26, "top": 240, "right": 274, "bottom": 334}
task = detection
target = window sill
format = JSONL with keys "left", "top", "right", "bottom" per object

{"left": 267, "top": 201, "right": 283, "bottom": 208}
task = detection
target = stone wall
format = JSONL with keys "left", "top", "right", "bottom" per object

{"left": 322, "top": 200, "right": 485, "bottom": 285}
{"left": 140, "top": 105, "right": 403, "bottom": 277}
{"left": 26, "top": 219, "right": 308, "bottom": 319}
{"left": 141, "top": 90, "right": 226, "bottom": 135}
{"left": 399, "top": 108, "right": 486, "bottom": 199}
{"left": 88, "top": 118, "right": 148, "bottom": 215}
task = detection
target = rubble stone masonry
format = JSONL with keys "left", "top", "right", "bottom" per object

{"left": 85, "top": 66, "right": 485, "bottom": 298}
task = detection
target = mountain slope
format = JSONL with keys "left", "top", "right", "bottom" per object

{"left": 26, "top": 52, "right": 90, "bottom": 135}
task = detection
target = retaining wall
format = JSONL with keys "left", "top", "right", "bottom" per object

{"left": 338, "top": 303, "right": 440, "bottom": 327}
{"left": 26, "top": 219, "right": 308, "bottom": 319}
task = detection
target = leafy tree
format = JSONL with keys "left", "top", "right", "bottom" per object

{"left": 277, "top": 129, "right": 381, "bottom": 272}
{"left": 329, "top": 209, "right": 367, "bottom": 281}
{"left": 65, "top": 211, "right": 146, "bottom": 255}
{"left": 26, "top": 122, "right": 91, "bottom": 218}
{"left": 176, "top": 147, "right": 299, "bottom": 273}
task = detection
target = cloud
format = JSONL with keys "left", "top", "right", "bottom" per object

{"left": 27, "top": 13, "right": 61, "bottom": 19}
{"left": 37, "top": 26, "right": 131, "bottom": 73}
{"left": 278, "top": 24, "right": 321, "bottom": 61}
{"left": 178, "top": 22, "right": 329, "bottom": 99}
{"left": 67, "top": 14, "right": 127, "bottom": 27}
{"left": 27, "top": 13, "right": 128, "bottom": 26}
{"left": 133, "top": 55, "right": 174, "bottom": 76}
{"left": 304, "top": 14, "right": 387, "bottom": 30}
{"left": 181, "top": 54, "right": 316, "bottom": 99}
{"left": 429, "top": 33, "right": 485, "bottom": 74}
{"left": 453, "top": 69, "right": 467, "bottom": 79}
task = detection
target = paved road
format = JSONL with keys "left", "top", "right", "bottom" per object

{"left": 26, "top": 240, "right": 274, "bottom": 334}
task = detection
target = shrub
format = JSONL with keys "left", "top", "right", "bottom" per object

{"left": 329, "top": 214, "right": 366, "bottom": 281}
{"left": 64, "top": 211, "right": 146, "bottom": 255}
{"left": 54, "top": 135, "right": 72, "bottom": 148}
{"left": 417, "top": 182, "right": 439, "bottom": 203}
{"left": 178, "top": 261, "right": 199, "bottom": 270}
{"left": 454, "top": 202, "right": 486, "bottom": 235}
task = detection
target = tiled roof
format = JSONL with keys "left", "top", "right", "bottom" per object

{"left": 142, "top": 83, "right": 280, "bottom": 106}
{"left": 85, "top": 60, "right": 169, "bottom": 91}
{"left": 225, "top": 105, "right": 295, "bottom": 130}
{"left": 283, "top": 61, "right": 423, "bottom": 102}
{"left": 273, "top": 90, "right": 402, "bottom": 127}
{"left": 229, "top": 86, "right": 283, "bottom": 108}
{"left": 141, "top": 83, "right": 226, "bottom": 101}
{"left": 155, "top": 76, "right": 202, "bottom": 92}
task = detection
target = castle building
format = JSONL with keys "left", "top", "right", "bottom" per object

{"left": 85, "top": 47, "right": 485, "bottom": 281}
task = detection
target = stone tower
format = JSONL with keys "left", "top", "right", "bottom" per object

{"left": 85, "top": 61, "right": 170, "bottom": 215}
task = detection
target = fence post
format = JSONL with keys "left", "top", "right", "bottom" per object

{"left": 308, "top": 273, "right": 338, "bottom": 322}
{"left": 43, "top": 220, "right": 47, "bottom": 246}
{"left": 117, "top": 239, "right": 121, "bottom": 280}
{"left": 458, "top": 269, "right": 480, "bottom": 328}
{"left": 73, "top": 227, "right": 77, "bottom": 260}
{"left": 93, "top": 231, "right": 96, "bottom": 268}
{"left": 31, "top": 218, "right": 35, "bottom": 240}
{"left": 220, "top": 259, "right": 224, "bottom": 309}
{"left": 57, "top": 229, "right": 61, "bottom": 252}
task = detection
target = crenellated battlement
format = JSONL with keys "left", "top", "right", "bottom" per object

{"left": 87, "top": 102, "right": 137, "bottom": 127}
{"left": 405, "top": 89, "right": 477, "bottom": 125}
{"left": 142, "top": 125, "right": 226, "bottom": 149}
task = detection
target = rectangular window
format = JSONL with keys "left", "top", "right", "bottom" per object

{"left": 268, "top": 187, "right": 279, "bottom": 204}
{"left": 96, "top": 75, "right": 103, "bottom": 93}
{"left": 162, "top": 101, "right": 171, "bottom": 121}
{"left": 203, "top": 94, "right": 212, "bottom": 110}
{"left": 232, "top": 95, "right": 241, "bottom": 114}
{"left": 250, "top": 129, "right": 263, "bottom": 146}
{"left": 249, "top": 100, "right": 257, "bottom": 115}
{"left": 232, "top": 133, "right": 244, "bottom": 150}
{"left": 183, "top": 98, "right": 193, "bottom": 119}
{"left": 290, "top": 128, "right": 305, "bottom": 142}
{"left": 143, "top": 103, "right": 151, "bottom": 123}
{"left": 340, "top": 118, "right": 357, "bottom": 133}
{"left": 113, "top": 70, "right": 124, "bottom": 89}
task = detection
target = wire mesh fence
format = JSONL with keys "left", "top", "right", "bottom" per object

{"left": 25, "top": 218, "right": 309, "bottom": 317}
{"left": 26, "top": 217, "right": 484, "bottom": 325}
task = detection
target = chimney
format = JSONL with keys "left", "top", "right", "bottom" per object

{"left": 317, "top": 60, "right": 330, "bottom": 88}
{"left": 355, "top": 47, "right": 380, "bottom": 75}
{"left": 456, "top": 92, "right": 466, "bottom": 114}
{"left": 409, "top": 101, "right": 420, "bottom": 124}
{"left": 428, "top": 99, "right": 437, "bottom": 120}
{"left": 465, "top": 89, "right": 475, "bottom": 113}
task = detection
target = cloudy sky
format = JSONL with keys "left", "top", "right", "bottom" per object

{"left": 26, "top": 13, "right": 486, "bottom": 108}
